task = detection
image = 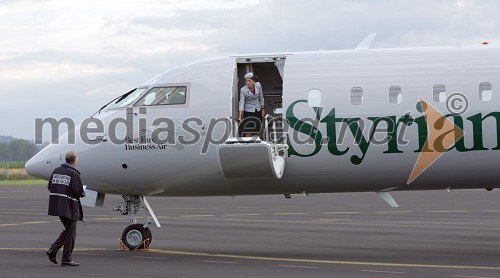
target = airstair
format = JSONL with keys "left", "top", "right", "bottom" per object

{"left": 216, "top": 115, "right": 287, "bottom": 179}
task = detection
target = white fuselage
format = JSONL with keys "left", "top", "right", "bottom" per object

{"left": 26, "top": 45, "right": 500, "bottom": 196}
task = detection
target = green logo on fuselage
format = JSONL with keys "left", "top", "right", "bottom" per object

{"left": 286, "top": 99, "right": 500, "bottom": 165}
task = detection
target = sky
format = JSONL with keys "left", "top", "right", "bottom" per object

{"left": 1, "top": 0, "right": 500, "bottom": 141}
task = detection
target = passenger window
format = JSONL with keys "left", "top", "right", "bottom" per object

{"left": 134, "top": 86, "right": 187, "bottom": 106}
{"left": 308, "top": 89, "right": 322, "bottom": 107}
{"left": 433, "top": 84, "right": 446, "bottom": 102}
{"left": 350, "top": 87, "right": 363, "bottom": 105}
{"left": 389, "top": 86, "right": 402, "bottom": 104}
{"left": 479, "top": 82, "right": 492, "bottom": 101}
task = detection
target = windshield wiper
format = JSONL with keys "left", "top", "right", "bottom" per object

{"left": 92, "top": 88, "right": 137, "bottom": 117}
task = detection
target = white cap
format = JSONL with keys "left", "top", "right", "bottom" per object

{"left": 244, "top": 72, "right": 254, "bottom": 79}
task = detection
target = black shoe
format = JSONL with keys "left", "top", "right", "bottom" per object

{"left": 46, "top": 250, "right": 57, "bottom": 265}
{"left": 61, "top": 261, "right": 79, "bottom": 267}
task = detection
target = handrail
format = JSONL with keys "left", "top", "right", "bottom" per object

{"left": 227, "top": 114, "right": 285, "bottom": 147}
{"left": 227, "top": 116, "right": 239, "bottom": 138}
{"left": 263, "top": 114, "right": 273, "bottom": 142}
{"left": 226, "top": 114, "right": 288, "bottom": 157}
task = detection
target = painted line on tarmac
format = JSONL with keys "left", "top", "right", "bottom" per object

{"left": 92, "top": 217, "right": 127, "bottom": 221}
{"left": 210, "top": 218, "right": 315, "bottom": 224}
{"left": 322, "top": 212, "right": 361, "bottom": 215}
{"left": 0, "top": 247, "right": 498, "bottom": 271}
{"left": 180, "top": 215, "right": 215, "bottom": 218}
{"left": 480, "top": 210, "right": 500, "bottom": 213}
{"left": 0, "top": 211, "right": 46, "bottom": 215}
{"left": 427, "top": 210, "right": 468, "bottom": 213}
{"left": 147, "top": 249, "right": 500, "bottom": 270}
{"left": 170, "top": 216, "right": 500, "bottom": 230}
{"left": 202, "top": 260, "right": 239, "bottom": 264}
{"left": 0, "top": 216, "right": 134, "bottom": 227}
{"left": 317, "top": 219, "right": 351, "bottom": 222}
{"left": 225, "top": 214, "right": 262, "bottom": 216}
{"left": 133, "top": 256, "right": 169, "bottom": 260}
{"left": 451, "top": 275, "right": 496, "bottom": 278}
{"left": 0, "top": 220, "right": 57, "bottom": 227}
{"left": 158, "top": 207, "right": 217, "bottom": 210}
{"left": 375, "top": 211, "right": 413, "bottom": 214}
{"left": 0, "top": 196, "right": 46, "bottom": 199}
{"left": 276, "top": 264, "right": 319, "bottom": 269}
{"left": 73, "top": 252, "right": 103, "bottom": 256}
{"left": 360, "top": 269, "right": 405, "bottom": 274}
{"left": 0, "top": 248, "right": 48, "bottom": 251}
{"left": 2, "top": 208, "right": 45, "bottom": 211}
{"left": 0, "top": 247, "right": 109, "bottom": 252}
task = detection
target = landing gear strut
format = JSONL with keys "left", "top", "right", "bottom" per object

{"left": 113, "top": 196, "right": 161, "bottom": 250}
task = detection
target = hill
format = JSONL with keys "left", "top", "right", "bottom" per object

{"left": 0, "top": 136, "right": 40, "bottom": 162}
{"left": 0, "top": 136, "right": 15, "bottom": 143}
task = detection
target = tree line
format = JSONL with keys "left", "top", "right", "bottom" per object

{"left": 0, "top": 139, "right": 39, "bottom": 162}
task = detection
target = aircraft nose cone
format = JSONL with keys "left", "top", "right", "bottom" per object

{"left": 25, "top": 146, "right": 52, "bottom": 180}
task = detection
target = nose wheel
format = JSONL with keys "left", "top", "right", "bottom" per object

{"left": 114, "top": 195, "right": 161, "bottom": 250}
{"left": 121, "top": 224, "right": 152, "bottom": 250}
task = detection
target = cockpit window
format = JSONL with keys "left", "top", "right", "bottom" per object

{"left": 108, "top": 88, "right": 148, "bottom": 109}
{"left": 134, "top": 86, "right": 187, "bottom": 106}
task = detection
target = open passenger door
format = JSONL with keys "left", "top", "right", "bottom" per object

{"left": 218, "top": 56, "right": 287, "bottom": 179}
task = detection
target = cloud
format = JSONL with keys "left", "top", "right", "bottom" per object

{"left": 2, "top": 0, "right": 500, "bottom": 140}
{"left": 0, "top": 61, "right": 138, "bottom": 82}
{"left": 84, "top": 84, "right": 136, "bottom": 97}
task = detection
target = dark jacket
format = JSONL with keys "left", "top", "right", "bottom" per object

{"left": 47, "top": 163, "right": 86, "bottom": 221}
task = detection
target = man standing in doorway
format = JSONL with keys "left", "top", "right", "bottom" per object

{"left": 46, "top": 151, "right": 85, "bottom": 266}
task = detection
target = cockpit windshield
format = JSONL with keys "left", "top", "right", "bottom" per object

{"left": 134, "top": 86, "right": 187, "bottom": 106}
{"left": 107, "top": 87, "right": 148, "bottom": 109}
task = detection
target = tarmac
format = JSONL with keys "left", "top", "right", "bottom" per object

{"left": 0, "top": 185, "right": 499, "bottom": 278}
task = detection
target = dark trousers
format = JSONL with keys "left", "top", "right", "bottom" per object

{"left": 49, "top": 216, "right": 77, "bottom": 262}
{"left": 241, "top": 110, "right": 262, "bottom": 135}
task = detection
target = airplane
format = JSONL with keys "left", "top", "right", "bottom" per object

{"left": 25, "top": 34, "right": 500, "bottom": 250}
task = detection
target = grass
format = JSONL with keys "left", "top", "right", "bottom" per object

{"left": 0, "top": 168, "right": 39, "bottom": 180}
{"left": 0, "top": 179, "right": 46, "bottom": 186}
{"left": 0, "top": 164, "right": 45, "bottom": 185}
{"left": 0, "top": 162, "right": 25, "bottom": 169}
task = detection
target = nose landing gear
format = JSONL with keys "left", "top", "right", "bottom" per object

{"left": 113, "top": 195, "right": 161, "bottom": 250}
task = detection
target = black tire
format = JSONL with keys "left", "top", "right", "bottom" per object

{"left": 145, "top": 227, "right": 152, "bottom": 243}
{"left": 121, "top": 224, "right": 152, "bottom": 250}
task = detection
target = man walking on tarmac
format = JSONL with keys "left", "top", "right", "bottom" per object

{"left": 45, "top": 151, "right": 86, "bottom": 266}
